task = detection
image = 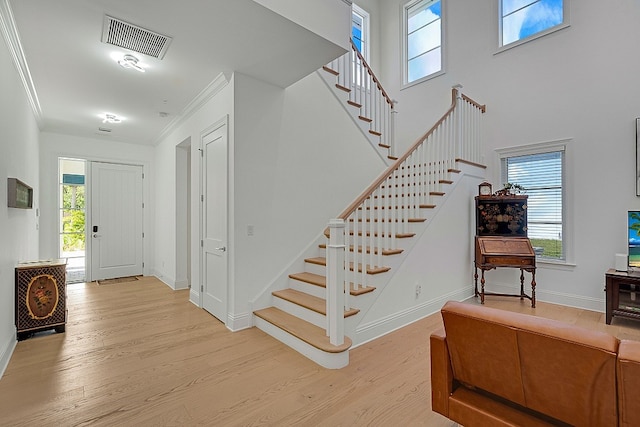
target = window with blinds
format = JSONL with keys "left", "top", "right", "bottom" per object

{"left": 501, "top": 149, "right": 564, "bottom": 260}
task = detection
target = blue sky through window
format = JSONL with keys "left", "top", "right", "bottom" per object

{"left": 352, "top": 12, "right": 363, "bottom": 53}
{"left": 502, "top": 0, "right": 563, "bottom": 45}
{"left": 407, "top": 0, "right": 441, "bottom": 83}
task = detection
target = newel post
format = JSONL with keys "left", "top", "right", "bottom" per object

{"left": 453, "top": 83, "right": 463, "bottom": 160}
{"left": 326, "top": 219, "right": 345, "bottom": 346}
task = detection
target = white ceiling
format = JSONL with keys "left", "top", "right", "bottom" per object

{"left": 4, "top": 0, "right": 345, "bottom": 145}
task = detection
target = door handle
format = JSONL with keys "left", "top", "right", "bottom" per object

{"left": 215, "top": 246, "right": 226, "bottom": 252}
{"left": 93, "top": 233, "right": 102, "bottom": 238}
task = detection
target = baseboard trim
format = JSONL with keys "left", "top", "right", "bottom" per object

{"left": 174, "top": 279, "right": 189, "bottom": 290}
{"left": 152, "top": 272, "right": 177, "bottom": 290}
{"left": 189, "top": 288, "right": 200, "bottom": 306}
{"left": 0, "top": 334, "right": 17, "bottom": 379}
{"left": 479, "top": 283, "right": 604, "bottom": 313}
{"left": 227, "top": 312, "right": 251, "bottom": 332}
{"left": 352, "top": 287, "right": 473, "bottom": 347}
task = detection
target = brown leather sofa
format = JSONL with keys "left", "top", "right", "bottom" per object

{"left": 430, "top": 301, "right": 640, "bottom": 427}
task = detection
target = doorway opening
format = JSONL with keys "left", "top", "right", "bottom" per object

{"left": 59, "top": 158, "right": 86, "bottom": 283}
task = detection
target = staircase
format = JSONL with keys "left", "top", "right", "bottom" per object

{"left": 254, "top": 56, "right": 486, "bottom": 369}
{"left": 318, "top": 41, "right": 397, "bottom": 164}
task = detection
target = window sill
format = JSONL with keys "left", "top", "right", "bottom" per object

{"left": 401, "top": 69, "right": 445, "bottom": 91}
{"left": 536, "top": 258, "right": 576, "bottom": 270}
{"left": 495, "top": 22, "right": 571, "bottom": 56}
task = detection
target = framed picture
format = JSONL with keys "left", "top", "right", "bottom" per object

{"left": 637, "top": 118, "right": 640, "bottom": 196}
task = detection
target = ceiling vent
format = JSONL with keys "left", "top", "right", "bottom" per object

{"left": 102, "top": 15, "right": 172, "bottom": 59}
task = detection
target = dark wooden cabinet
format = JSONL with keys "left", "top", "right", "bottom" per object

{"left": 605, "top": 269, "right": 640, "bottom": 324}
{"left": 475, "top": 195, "right": 528, "bottom": 236}
{"left": 15, "top": 259, "right": 67, "bottom": 340}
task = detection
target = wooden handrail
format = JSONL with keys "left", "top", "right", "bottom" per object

{"left": 350, "top": 40, "right": 394, "bottom": 108}
{"left": 337, "top": 87, "right": 485, "bottom": 220}
{"left": 462, "top": 93, "right": 486, "bottom": 113}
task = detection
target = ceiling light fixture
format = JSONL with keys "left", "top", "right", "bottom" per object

{"left": 117, "top": 54, "right": 145, "bottom": 72}
{"left": 102, "top": 113, "right": 122, "bottom": 124}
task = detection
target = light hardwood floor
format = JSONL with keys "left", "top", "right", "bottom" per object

{"left": 2, "top": 276, "right": 640, "bottom": 426}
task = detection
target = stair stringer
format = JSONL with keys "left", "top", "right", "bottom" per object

{"left": 249, "top": 229, "right": 328, "bottom": 314}
{"left": 346, "top": 162, "right": 487, "bottom": 346}
{"left": 317, "top": 69, "right": 392, "bottom": 165}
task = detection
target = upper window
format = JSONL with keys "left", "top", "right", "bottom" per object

{"left": 352, "top": 4, "right": 369, "bottom": 62}
{"left": 403, "top": 0, "right": 443, "bottom": 86}
{"left": 499, "top": 143, "right": 565, "bottom": 261}
{"left": 500, "top": 0, "right": 568, "bottom": 48}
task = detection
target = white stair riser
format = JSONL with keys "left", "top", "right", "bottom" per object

{"left": 304, "top": 262, "right": 327, "bottom": 276}
{"left": 273, "top": 297, "right": 327, "bottom": 329}
{"left": 254, "top": 316, "right": 348, "bottom": 369}
{"left": 290, "top": 278, "right": 326, "bottom": 299}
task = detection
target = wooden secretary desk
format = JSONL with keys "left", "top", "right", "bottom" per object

{"left": 474, "top": 193, "right": 537, "bottom": 307}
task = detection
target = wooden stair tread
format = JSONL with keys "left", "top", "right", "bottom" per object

{"left": 322, "top": 65, "right": 339, "bottom": 76}
{"left": 350, "top": 231, "right": 416, "bottom": 238}
{"left": 288, "top": 272, "right": 376, "bottom": 296}
{"left": 254, "top": 307, "right": 352, "bottom": 353}
{"left": 358, "top": 115, "right": 373, "bottom": 123}
{"left": 347, "top": 100, "right": 361, "bottom": 108}
{"left": 369, "top": 130, "right": 382, "bottom": 136}
{"left": 349, "top": 218, "right": 426, "bottom": 223}
{"left": 335, "top": 83, "right": 350, "bottom": 93}
{"left": 305, "top": 257, "right": 390, "bottom": 275}
{"left": 378, "top": 143, "right": 391, "bottom": 148}
{"left": 318, "top": 244, "right": 403, "bottom": 256}
{"left": 272, "top": 289, "right": 359, "bottom": 318}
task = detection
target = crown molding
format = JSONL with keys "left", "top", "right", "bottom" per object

{"left": 0, "top": 0, "right": 43, "bottom": 126}
{"left": 154, "top": 72, "right": 229, "bottom": 144}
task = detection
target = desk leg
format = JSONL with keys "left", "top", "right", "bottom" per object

{"left": 531, "top": 270, "right": 536, "bottom": 308}
{"left": 474, "top": 266, "right": 479, "bottom": 297}
{"left": 519, "top": 269, "right": 525, "bottom": 300}
{"left": 480, "top": 270, "right": 485, "bottom": 304}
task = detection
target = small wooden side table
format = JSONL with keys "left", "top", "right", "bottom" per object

{"left": 474, "top": 236, "right": 537, "bottom": 307}
{"left": 605, "top": 269, "right": 640, "bottom": 324}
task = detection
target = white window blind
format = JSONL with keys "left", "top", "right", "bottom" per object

{"left": 501, "top": 149, "right": 564, "bottom": 259}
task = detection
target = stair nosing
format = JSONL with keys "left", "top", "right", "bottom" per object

{"left": 254, "top": 307, "right": 352, "bottom": 353}
{"left": 272, "top": 288, "right": 359, "bottom": 317}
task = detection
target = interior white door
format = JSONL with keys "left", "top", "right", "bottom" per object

{"left": 201, "top": 124, "right": 228, "bottom": 323}
{"left": 90, "top": 162, "right": 143, "bottom": 281}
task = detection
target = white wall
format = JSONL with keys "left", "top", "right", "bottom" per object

{"left": 253, "top": 0, "right": 351, "bottom": 51}
{"left": 377, "top": 0, "right": 640, "bottom": 311}
{"left": 39, "top": 132, "right": 155, "bottom": 278}
{"left": 0, "top": 32, "right": 40, "bottom": 373}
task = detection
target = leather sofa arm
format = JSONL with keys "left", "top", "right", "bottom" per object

{"left": 618, "top": 340, "right": 640, "bottom": 427}
{"left": 430, "top": 328, "right": 453, "bottom": 418}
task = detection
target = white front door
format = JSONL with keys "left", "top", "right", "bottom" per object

{"left": 90, "top": 162, "right": 143, "bottom": 281}
{"left": 201, "top": 124, "right": 228, "bottom": 323}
